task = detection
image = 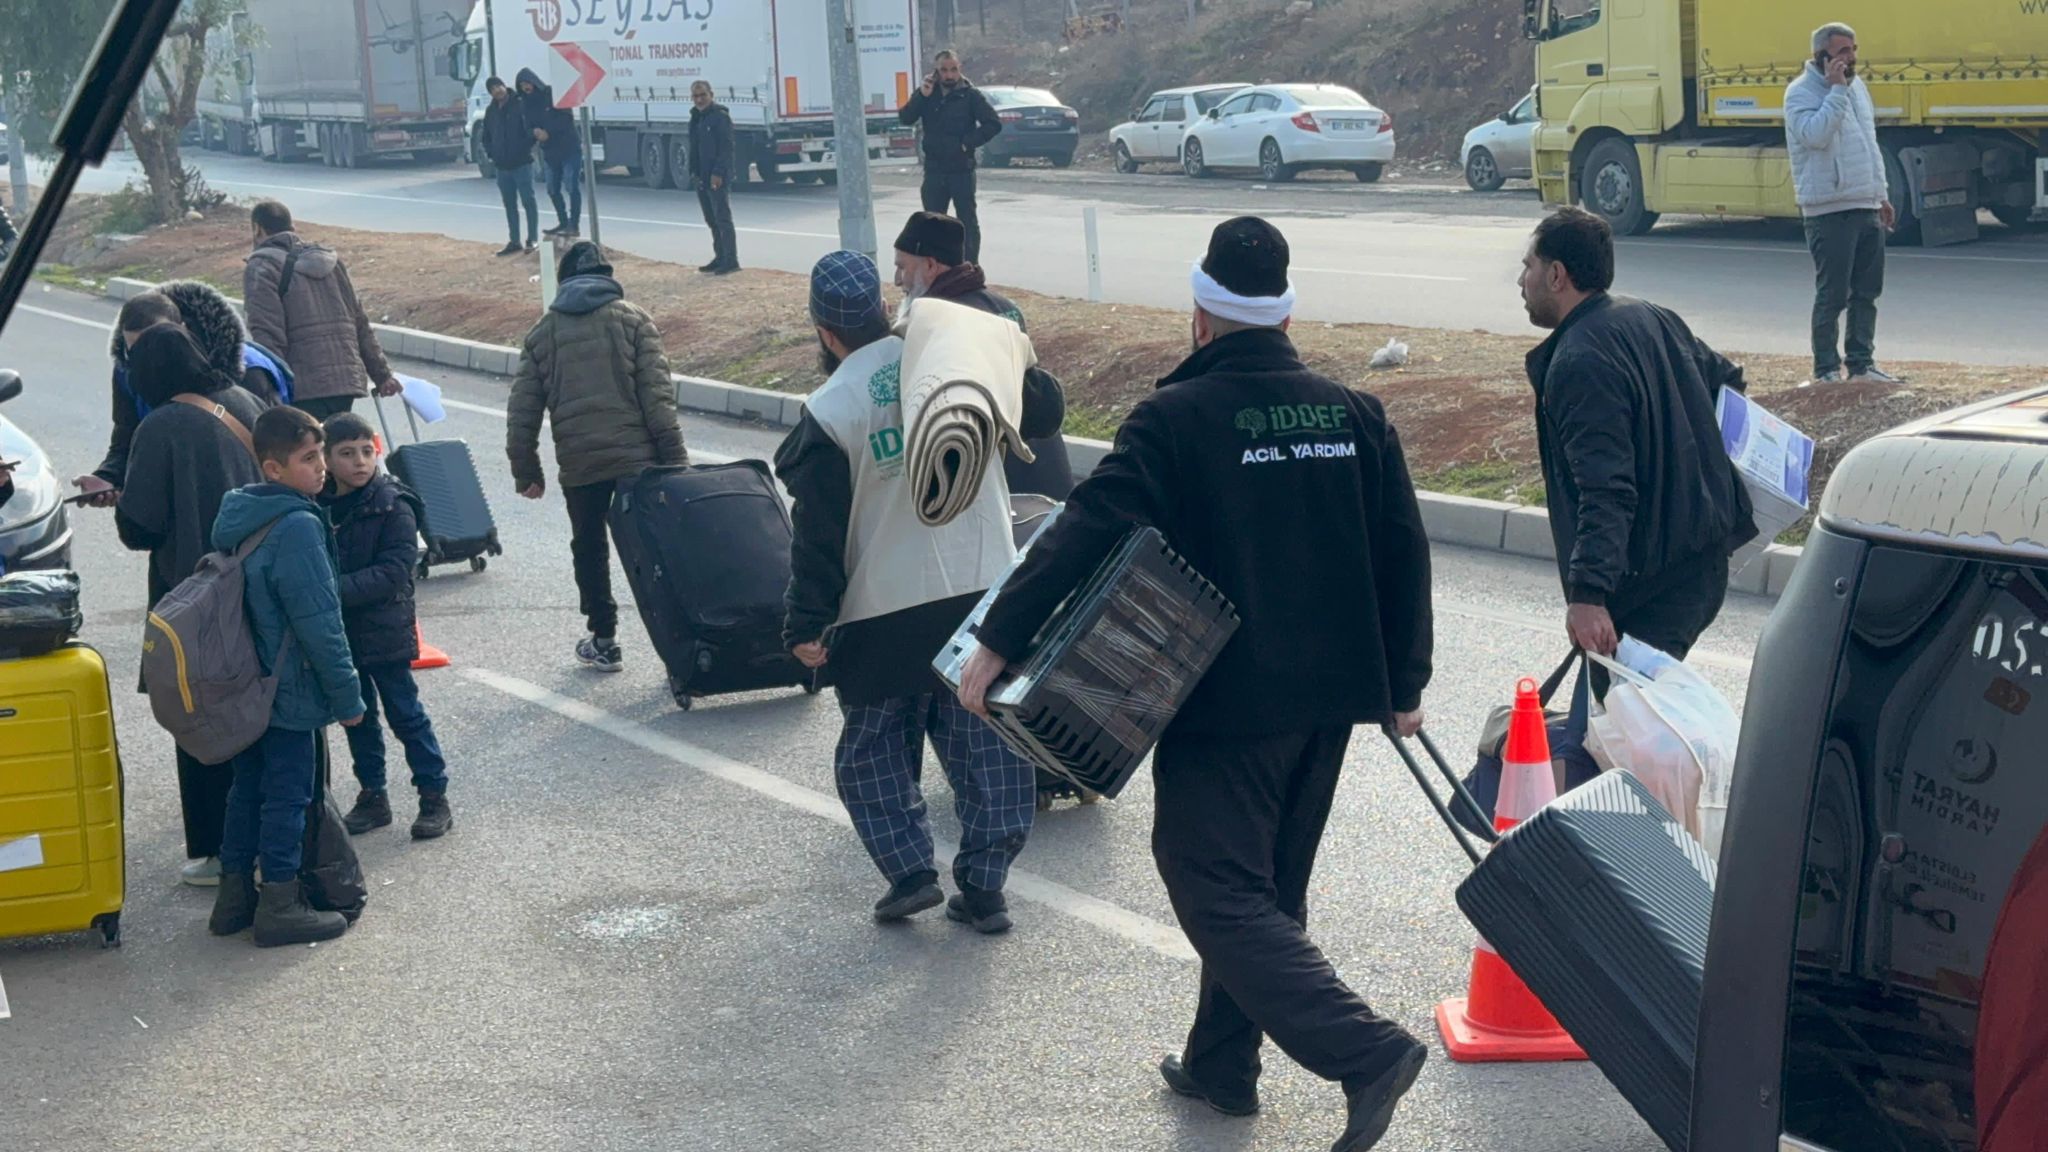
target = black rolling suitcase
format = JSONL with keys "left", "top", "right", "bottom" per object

{"left": 372, "top": 396, "right": 502, "bottom": 578}
{"left": 609, "top": 462, "right": 819, "bottom": 711}
{"left": 1389, "top": 731, "right": 1712, "bottom": 1152}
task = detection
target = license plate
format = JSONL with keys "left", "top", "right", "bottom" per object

{"left": 1922, "top": 190, "right": 1969, "bottom": 210}
{"left": 1029, "top": 118, "right": 1061, "bottom": 129}
{"left": 1329, "top": 119, "right": 1366, "bottom": 132}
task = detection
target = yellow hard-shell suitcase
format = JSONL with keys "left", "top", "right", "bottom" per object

{"left": 0, "top": 643, "right": 124, "bottom": 947}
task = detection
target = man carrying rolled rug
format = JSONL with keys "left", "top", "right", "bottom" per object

{"left": 773, "top": 250, "right": 1065, "bottom": 934}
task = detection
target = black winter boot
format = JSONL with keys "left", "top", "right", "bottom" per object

{"left": 946, "top": 889, "right": 1013, "bottom": 934}
{"left": 342, "top": 789, "right": 392, "bottom": 835}
{"left": 208, "top": 870, "right": 258, "bottom": 936}
{"left": 411, "top": 792, "right": 453, "bottom": 840}
{"left": 253, "top": 879, "right": 348, "bottom": 948}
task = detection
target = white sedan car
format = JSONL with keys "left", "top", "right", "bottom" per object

{"left": 1180, "top": 84, "right": 1394, "bottom": 183}
{"left": 1460, "top": 90, "right": 1538, "bottom": 192}
{"left": 1108, "top": 83, "right": 1247, "bottom": 173}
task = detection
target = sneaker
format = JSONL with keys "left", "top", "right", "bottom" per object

{"left": 524, "top": 240, "right": 540, "bottom": 253}
{"left": 1849, "top": 366, "right": 1907, "bottom": 385}
{"left": 180, "top": 856, "right": 221, "bottom": 887}
{"left": 544, "top": 223, "right": 570, "bottom": 237}
{"left": 411, "top": 792, "right": 453, "bottom": 840}
{"left": 698, "top": 260, "right": 721, "bottom": 273}
{"left": 712, "top": 262, "right": 741, "bottom": 276}
{"left": 945, "top": 889, "right": 1013, "bottom": 934}
{"left": 1810, "top": 368, "right": 1845, "bottom": 385}
{"left": 1332, "top": 1039, "right": 1428, "bottom": 1152}
{"left": 1159, "top": 1054, "right": 1259, "bottom": 1117}
{"left": 494, "top": 243, "right": 523, "bottom": 257}
{"left": 342, "top": 789, "right": 393, "bottom": 836}
{"left": 872, "top": 870, "right": 943, "bottom": 922}
{"left": 575, "top": 635, "right": 624, "bottom": 673}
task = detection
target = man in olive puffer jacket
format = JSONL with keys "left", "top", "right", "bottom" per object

{"left": 507, "top": 242, "right": 688, "bottom": 672}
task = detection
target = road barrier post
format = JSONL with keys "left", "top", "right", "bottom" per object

{"left": 539, "top": 236, "right": 558, "bottom": 313}
{"left": 1084, "top": 206, "right": 1103, "bottom": 302}
{"left": 578, "top": 108, "right": 602, "bottom": 246}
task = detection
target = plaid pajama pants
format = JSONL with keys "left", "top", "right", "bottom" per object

{"left": 835, "top": 693, "right": 1036, "bottom": 893}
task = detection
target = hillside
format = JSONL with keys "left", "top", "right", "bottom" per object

{"left": 927, "top": 0, "right": 1533, "bottom": 165}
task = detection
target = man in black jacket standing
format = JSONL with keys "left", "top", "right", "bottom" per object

{"left": 897, "top": 50, "right": 1002, "bottom": 265}
{"left": 891, "top": 210, "right": 1072, "bottom": 499}
{"left": 958, "top": 218, "right": 1435, "bottom": 1152}
{"left": 689, "top": 81, "right": 739, "bottom": 274}
{"left": 1519, "top": 208, "right": 1755, "bottom": 758}
{"left": 481, "top": 77, "right": 538, "bottom": 255}
{"left": 516, "top": 67, "right": 582, "bottom": 238}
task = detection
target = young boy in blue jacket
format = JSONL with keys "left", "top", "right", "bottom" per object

{"left": 207, "top": 406, "right": 367, "bottom": 948}
{"left": 320, "top": 412, "right": 452, "bottom": 840}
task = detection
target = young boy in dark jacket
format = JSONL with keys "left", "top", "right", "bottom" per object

{"left": 320, "top": 412, "right": 452, "bottom": 840}
{"left": 207, "top": 407, "right": 366, "bottom": 948}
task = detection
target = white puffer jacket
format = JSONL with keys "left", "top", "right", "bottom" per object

{"left": 1784, "top": 64, "right": 1890, "bottom": 216}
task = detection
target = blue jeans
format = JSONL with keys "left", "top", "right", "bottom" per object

{"left": 497, "top": 163, "right": 539, "bottom": 245}
{"left": 545, "top": 148, "right": 582, "bottom": 229}
{"left": 344, "top": 662, "right": 448, "bottom": 794}
{"left": 219, "top": 726, "right": 317, "bottom": 883}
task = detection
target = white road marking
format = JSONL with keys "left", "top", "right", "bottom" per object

{"left": 464, "top": 667, "right": 1199, "bottom": 962}
{"left": 18, "top": 304, "right": 114, "bottom": 331}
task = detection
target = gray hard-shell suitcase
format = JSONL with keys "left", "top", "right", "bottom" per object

{"left": 372, "top": 396, "right": 502, "bottom": 577}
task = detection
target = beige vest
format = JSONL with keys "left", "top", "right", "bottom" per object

{"left": 804, "top": 336, "right": 1018, "bottom": 626}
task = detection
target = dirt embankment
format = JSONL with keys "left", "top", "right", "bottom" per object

{"left": 50, "top": 201, "right": 2039, "bottom": 524}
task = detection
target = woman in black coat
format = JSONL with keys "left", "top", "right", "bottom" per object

{"left": 113, "top": 324, "right": 268, "bottom": 885}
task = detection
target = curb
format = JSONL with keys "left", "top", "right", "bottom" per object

{"left": 104, "top": 276, "right": 1802, "bottom": 600}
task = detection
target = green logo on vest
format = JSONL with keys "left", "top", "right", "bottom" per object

{"left": 1236, "top": 403, "right": 1350, "bottom": 438}
{"left": 869, "top": 427, "right": 904, "bottom": 464}
{"left": 868, "top": 361, "right": 900, "bottom": 406}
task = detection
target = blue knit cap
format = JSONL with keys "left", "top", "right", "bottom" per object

{"left": 809, "top": 250, "right": 884, "bottom": 330}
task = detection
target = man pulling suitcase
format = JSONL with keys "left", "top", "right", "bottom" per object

{"left": 957, "top": 217, "right": 1437, "bottom": 1151}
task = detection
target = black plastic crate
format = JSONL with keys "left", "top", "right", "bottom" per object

{"left": 938, "top": 526, "right": 1237, "bottom": 799}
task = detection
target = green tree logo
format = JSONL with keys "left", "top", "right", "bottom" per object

{"left": 1234, "top": 407, "right": 1268, "bottom": 439}
{"left": 868, "top": 361, "right": 901, "bottom": 406}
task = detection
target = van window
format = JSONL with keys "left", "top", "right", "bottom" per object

{"left": 1781, "top": 546, "right": 2048, "bottom": 1152}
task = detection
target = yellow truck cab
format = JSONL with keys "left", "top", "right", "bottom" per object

{"left": 1524, "top": 0, "right": 2048, "bottom": 245}
{"left": 1697, "top": 388, "right": 2048, "bottom": 1150}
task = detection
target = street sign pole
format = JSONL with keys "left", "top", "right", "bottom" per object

{"left": 578, "top": 107, "right": 601, "bottom": 246}
{"left": 824, "top": 0, "right": 877, "bottom": 257}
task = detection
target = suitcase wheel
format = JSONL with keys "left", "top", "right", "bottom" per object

{"left": 94, "top": 912, "right": 121, "bottom": 949}
{"left": 469, "top": 555, "right": 487, "bottom": 573}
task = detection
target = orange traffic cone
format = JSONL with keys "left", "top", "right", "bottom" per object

{"left": 1436, "top": 676, "right": 1587, "bottom": 1063}
{"left": 412, "top": 621, "right": 450, "bottom": 671}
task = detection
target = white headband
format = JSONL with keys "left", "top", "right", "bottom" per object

{"left": 1191, "top": 261, "right": 1295, "bottom": 327}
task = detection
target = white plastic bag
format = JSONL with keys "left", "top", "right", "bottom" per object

{"left": 1584, "top": 637, "right": 1739, "bottom": 858}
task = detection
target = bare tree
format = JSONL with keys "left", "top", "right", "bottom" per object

{"left": 120, "top": 0, "right": 247, "bottom": 224}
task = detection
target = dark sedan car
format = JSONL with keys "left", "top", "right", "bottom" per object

{"left": 979, "top": 86, "right": 1079, "bottom": 168}
{"left": 0, "top": 374, "right": 72, "bottom": 573}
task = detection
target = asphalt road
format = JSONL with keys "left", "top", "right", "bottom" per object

{"left": 64, "top": 149, "right": 2048, "bottom": 368}
{"left": 0, "top": 289, "right": 1775, "bottom": 1151}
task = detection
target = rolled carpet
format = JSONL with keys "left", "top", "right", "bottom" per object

{"left": 899, "top": 297, "right": 1038, "bottom": 527}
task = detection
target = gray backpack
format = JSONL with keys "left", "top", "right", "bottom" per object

{"left": 142, "top": 518, "right": 289, "bottom": 765}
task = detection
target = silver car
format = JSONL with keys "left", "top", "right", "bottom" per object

{"left": 1460, "top": 90, "right": 1538, "bottom": 192}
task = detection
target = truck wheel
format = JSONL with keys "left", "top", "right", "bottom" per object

{"left": 667, "top": 135, "right": 691, "bottom": 193}
{"left": 1580, "top": 137, "right": 1658, "bottom": 236}
{"left": 641, "top": 135, "right": 673, "bottom": 189}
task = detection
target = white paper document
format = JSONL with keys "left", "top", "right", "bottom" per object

{"left": 397, "top": 374, "right": 447, "bottom": 424}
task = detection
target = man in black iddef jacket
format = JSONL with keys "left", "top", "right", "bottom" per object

{"left": 957, "top": 217, "right": 1435, "bottom": 1152}
{"left": 897, "top": 50, "right": 1002, "bottom": 264}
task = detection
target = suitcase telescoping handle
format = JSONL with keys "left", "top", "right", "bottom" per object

{"left": 1382, "top": 726, "right": 1500, "bottom": 867}
{"left": 370, "top": 391, "right": 424, "bottom": 447}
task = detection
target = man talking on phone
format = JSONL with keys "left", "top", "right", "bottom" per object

{"left": 898, "top": 50, "right": 1003, "bottom": 265}
{"left": 1785, "top": 22, "right": 1901, "bottom": 386}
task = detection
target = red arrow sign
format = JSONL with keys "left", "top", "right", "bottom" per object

{"left": 552, "top": 42, "right": 605, "bottom": 110}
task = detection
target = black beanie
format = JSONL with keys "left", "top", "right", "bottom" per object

{"left": 1200, "top": 216, "right": 1291, "bottom": 298}
{"left": 557, "top": 240, "right": 613, "bottom": 282}
{"left": 893, "top": 211, "right": 967, "bottom": 267}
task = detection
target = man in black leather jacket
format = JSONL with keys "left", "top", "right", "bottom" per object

{"left": 897, "top": 50, "right": 1002, "bottom": 264}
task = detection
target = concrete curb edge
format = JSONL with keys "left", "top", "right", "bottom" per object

{"left": 103, "top": 276, "right": 1802, "bottom": 600}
